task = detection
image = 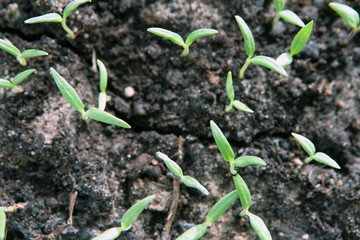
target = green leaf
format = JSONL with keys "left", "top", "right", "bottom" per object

{"left": 291, "top": 132, "right": 316, "bottom": 157}
{"left": 63, "top": 0, "right": 91, "bottom": 19}
{"left": 147, "top": 28, "right": 185, "bottom": 47}
{"left": 233, "top": 156, "right": 266, "bottom": 168}
{"left": 0, "top": 210, "right": 5, "bottom": 240}
{"left": 273, "top": 0, "right": 285, "bottom": 12}
{"left": 226, "top": 71, "right": 234, "bottom": 102}
{"left": 97, "top": 59, "right": 108, "bottom": 92}
{"left": 91, "top": 227, "right": 123, "bottom": 240}
{"left": 98, "top": 92, "right": 107, "bottom": 111}
{"left": 0, "top": 79, "right": 13, "bottom": 88}
{"left": 12, "top": 69, "right": 36, "bottom": 86}
{"left": 86, "top": 107, "right": 131, "bottom": 128}
{"left": 210, "top": 120, "right": 235, "bottom": 163}
{"left": 290, "top": 20, "right": 313, "bottom": 56}
{"left": 233, "top": 174, "right": 251, "bottom": 210}
{"left": 235, "top": 15, "right": 255, "bottom": 58}
{"left": 50, "top": 67, "right": 85, "bottom": 114}
{"left": 206, "top": 190, "right": 238, "bottom": 224}
{"left": 156, "top": 152, "right": 183, "bottom": 178}
{"left": 24, "top": 13, "right": 63, "bottom": 24}
{"left": 0, "top": 39, "right": 21, "bottom": 57}
{"left": 246, "top": 212, "right": 272, "bottom": 240}
{"left": 175, "top": 224, "right": 208, "bottom": 240}
{"left": 233, "top": 100, "right": 254, "bottom": 113}
{"left": 279, "top": 10, "right": 305, "bottom": 27}
{"left": 276, "top": 53, "right": 293, "bottom": 67}
{"left": 181, "top": 175, "right": 209, "bottom": 195}
{"left": 313, "top": 152, "right": 341, "bottom": 169}
{"left": 121, "top": 195, "right": 155, "bottom": 230}
{"left": 185, "top": 29, "right": 218, "bottom": 46}
{"left": 329, "top": 2, "right": 360, "bottom": 29}
{"left": 250, "top": 55, "right": 287, "bottom": 76}
{"left": 21, "top": 49, "right": 48, "bottom": 59}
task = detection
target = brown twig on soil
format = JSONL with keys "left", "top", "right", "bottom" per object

{"left": 162, "top": 136, "right": 185, "bottom": 240}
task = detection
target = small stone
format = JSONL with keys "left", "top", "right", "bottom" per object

{"left": 302, "top": 233, "right": 309, "bottom": 239}
{"left": 124, "top": 86, "right": 135, "bottom": 98}
{"left": 293, "top": 157, "right": 303, "bottom": 166}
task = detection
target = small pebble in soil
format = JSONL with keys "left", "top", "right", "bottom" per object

{"left": 124, "top": 86, "right": 135, "bottom": 98}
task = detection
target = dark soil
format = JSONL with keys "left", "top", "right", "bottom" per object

{"left": 0, "top": 0, "right": 359, "bottom": 239}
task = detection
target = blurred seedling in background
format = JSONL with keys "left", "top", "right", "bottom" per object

{"left": 147, "top": 27, "right": 218, "bottom": 57}
{"left": 96, "top": 59, "right": 109, "bottom": 111}
{"left": 225, "top": 71, "right": 253, "bottom": 113}
{"left": 235, "top": 15, "right": 287, "bottom": 80}
{"left": 329, "top": 2, "right": 360, "bottom": 39}
{"left": 0, "top": 69, "right": 36, "bottom": 93}
{"left": 50, "top": 67, "right": 131, "bottom": 128}
{"left": 0, "top": 39, "right": 48, "bottom": 66}
{"left": 276, "top": 20, "right": 313, "bottom": 67}
{"left": 91, "top": 195, "right": 155, "bottom": 240}
{"left": 24, "top": 0, "right": 91, "bottom": 39}
{"left": 0, "top": 203, "right": 26, "bottom": 240}
{"left": 292, "top": 132, "right": 341, "bottom": 169}
{"left": 272, "top": 0, "right": 305, "bottom": 27}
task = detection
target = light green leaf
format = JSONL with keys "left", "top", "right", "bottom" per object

{"left": 24, "top": 13, "right": 63, "bottom": 24}
{"left": 176, "top": 224, "right": 208, "bottom": 240}
{"left": 233, "top": 174, "right": 251, "bottom": 210}
{"left": 235, "top": 15, "right": 255, "bottom": 58}
{"left": 291, "top": 132, "right": 316, "bottom": 157}
{"left": 156, "top": 152, "right": 183, "bottom": 178}
{"left": 206, "top": 190, "right": 238, "bottom": 224}
{"left": 21, "top": 49, "right": 48, "bottom": 59}
{"left": 98, "top": 92, "right": 107, "bottom": 111}
{"left": 12, "top": 69, "right": 36, "bottom": 86}
{"left": 329, "top": 2, "right": 360, "bottom": 29}
{"left": 290, "top": 20, "right": 313, "bottom": 56}
{"left": 181, "top": 175, "right": 209, "bottom": 195}
{"left": 313, "top": 152, "right": 341, "bottom": 169}
{"left": 63, "top": 0, "right": 91, "bottom": 19}
{"left": 185, "top": 29, "right": 218, "bottom": 46}
{"left": 233, "top": 156, "right": 266, "bottom": 168}
{"left": 233, "top": 100, "right": 254, "bottom": 113}
{"left": 226, "top": 71, "right": 234, "bottom": 102}
{"left": 273, "top": 0, "right": 285, "bottom": 12}
{"left": 86, "top": 107, "right": 131, "bottom": 128}
{"left": 91, "top": 227, "right": 123, "bottom": 240}
{"left": 276, "top": 53, "right": 293, "bottom": 67}
{"left": 246, "top": 212, "right": 272, "bottom": 240}
{"left": 0, "top": 39, "right": 21, "bottom": 57}
{"left": 0, "top": 79, "right": 13, "bottom": 88}
{"left": 250, "top": 56, "right": 287, "bottom": 76}
{"left": 279, "top": 10, "right": 305, "bottom": 27}
{"left": 210, "top": 120, "right": 235, "bottom": 163}
{"left": 147, "top": 28, "right": 185, "bottom": 47}
{"left": 97, "top": 59, "right": 108, "bottom": 92}
{"left": 0, "top": 210, "right": 5, "bottom": 240}
{"left": 121, "top": 195, "right": 155, "bottom": 230}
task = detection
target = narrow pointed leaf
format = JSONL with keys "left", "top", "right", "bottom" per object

{"left": 156, "top": 152, "right": 183, "bottom": 178}
{"left": 273, "top": 0, "right": 285, "bottom": 12}
{"left": 235, "top": 15, "right": 255, "bottom": 58}
{"left": 279, "top": 10, "right": 305, "bottom": 27}
{"left": 97, "top": 59, "right": 107, "bottom": 92}
{"left": 121, "top": 195, "right": 155, "bottom": 230}
{"left": 0, "top": 39, "right": 21, "bottom": 57}
{"left": 250, "top": 56, "right": 287, "bottom": 76}
{"left": 91, "top": 227, "right": 123, "bottom": 240}
{"left": 233, "top": 156, "right": 266, "bottom": 167}
{"left": 291, "top": 132, "right": 316, "bottom": 157}
{"left": 276, "top": 52, "right": 293, "bottom": 67}
{"left": 21, "top": 49, "right": 48, "bottom": 59}
{"left": 313, "top": 152, "right": 341, "bottom": 169}
{"left": 0, "top": 210, "right": 5, "bottom": 240}
{"left": 233, "top": 174, "right": 251, "bottom": 210}
{"left": 24, "top": 13, "right": 62, "bottom": 23}
{"left": 63, "top": 0, "right": 91, "bottom": 19}
{"left": 0, "top": 79, "right": 13, "bottom": 88}
{"left": 181, "top": 175, "right": 209, "bottom": 195}
{"left": 12, "top": 69, "right": 36, "bottom": 86}
{"left": 185, "top": 29, "right": 218, "bottom": 46}
{"left": 206, "top": 190, "right": 238, "bottom": 224}
{"left": 329, "top": 2, "right": 360, "bottom": 29}
{"left": 86, "top": 107, "right": 131, "bottom": 128}
{"left": 290, "top": 20, "right": 313, "bottom": 56}
{"left": 210, "top": 120, "right": 235, "bottom": 163}
{"left": 176, "top": 224, "right": 208, "bottom": 240}
{"left": 233, "top": 100, "right": 253, "bottom": 113}
{"left": 226, "top": 71, "right": 234, "bottom": 102}
{"left": 247, "top": 212, "right": 272, "bottom": 240}
{"left": 147, "top": 28, "right": 185, "bottom": 46}
{"left": 98, "top": 92, "right": 107, "bottom": 111}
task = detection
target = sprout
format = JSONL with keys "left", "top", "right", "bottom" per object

{"left": 0, "top": 69, "right": 36, "bottom": 93}
{"left": 235, "top": 16, "right": 287, "bottom": 79}
{"left": 246, "top": 212, "right": 272, "bottom": 240}
{"left": 91, "top": 195, "right": 155, "bottom": 240}
{"left": 50, "top": 67, "right": 131, "bottom": 128}
{"left": 24, "top": 0, "right": 91, "bottom": 39}
{"left": 147, "top": 27, "right": 218, "bottom": 57}
{"left": 96, "top": 59, "right": 108, "bottom": 111}
{"left": 272, "top": 0, "right": 305, "bottom": 27}
{"left": 225, "top": 71, "right": 253, "bottom": 113}
{"left": 0, "top": 39, "right": 48, "bottom": 66}
{"left": 0, "top": 210, "right": 5, "bottom": 240}
{"left": 329, "top": 2, "right": 360, "bottom": 37}
{"left": 291, "top": 132, "right": 341, "bottom": 169}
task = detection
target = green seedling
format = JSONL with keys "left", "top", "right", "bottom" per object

{"left": 0, "top": 39, "right": 48, "bottom": 66}
{"left": 276, "top": 20, "right": 313, "bottom": 67}
{"left": 97, "top": 59, "right": 108, "bottom": 111}
{"left": 0, "top": 69, "right": 36, "bottom": 92}
{"left": 156, "top": 152, "right": 209, "bottom": 195}
{"left": 0, "top": 210, "right": 5, "bottom": 240}
{"left": 92, "top": 195, "right": 155, "bottom": 240}
{"left": 147, "top": 27, "right": 218, "bottom": 57}
{"left": 235, "top": 16, "right": 287, "bottom": 79}
{"left": 329, "top": 2, "right": 360, "bottom": 38}
{"left": 24, "top": 0, "right": 91, "bottom": 39}
{"left": 225, "top": 71, "right": 253, "bottom": 113}
{"left": 50, "top": 67, "right": 131, "bottom": 128}
{"left": 272, "top": 0, "right": 305, "bottom": 27}
{"left": 292, "top": 132, "right": 341, "bottom": 169}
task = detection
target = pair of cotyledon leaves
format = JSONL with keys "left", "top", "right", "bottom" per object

{"left": 273, "top": 0, "right": 305, "bottom": 27}
{"left": 0, "top": 69, "right": 36, "bottom": 92}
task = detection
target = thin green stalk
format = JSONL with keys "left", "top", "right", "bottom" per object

{"left": 272, "top": 13, "right": 280, "bottom": 27}
{"left": 180, "top": 45, "right": 189, "bottom": 57}
{"left": 61, "top": 19, "right": 75, "bottom": 39}
{"left": 239, "top": 57, "right": 252, "bottom": 79}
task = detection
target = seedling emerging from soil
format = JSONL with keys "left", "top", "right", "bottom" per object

{"left": 0, "top": 69, "right": 36, "bottom": 92}
{"left": 276, "top": 21, "right": 314, "bottom": 67}
{"left": 292, "top": 132, "right": 341, "bottom": 169}
{"left": 329, "top": 2, "right": 360, "bottom": 38}
{"left": 50, "top": 67, "right": 131, "bottom": 128}
{"left": 272, "top": 0, "right": 305, "bottom": 27}
{"left": 24, "top": 0, "right": 91, "bottom": 39}
{"left": 225, "top": 71, "right": 253, "bottom": 113}
{"left": 97, "top": 59, "right": 108, "bottom": 111}
{"left": 91, "top": 195, "right": 155, "bottom": 240}
{"left": 235, "top": 16, "right": 287, "bottom": 79}
{"left": 156, "top": 152, "right": 209, "bottom": 195}
{"left": 147, "top": 27, "right": 218, "bottom": 57}
{"left": 0, "top": 39, "right": 48, "bottom": 66}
